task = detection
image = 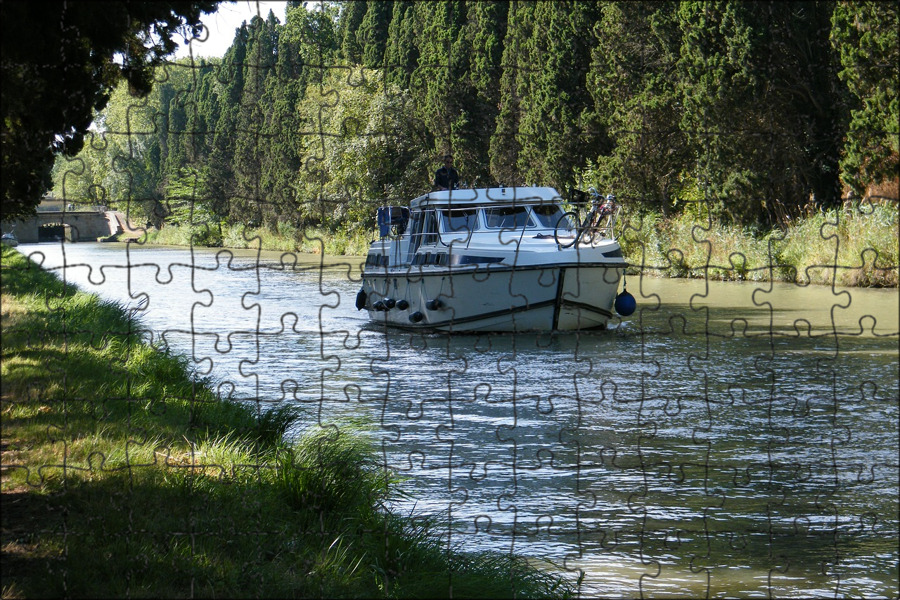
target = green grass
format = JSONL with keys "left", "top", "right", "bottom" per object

{"left": 619, "top": 200, "right": 898, "bottom": 287}
{"left": 0, "top": 245, "right": 574, "bottom": 598}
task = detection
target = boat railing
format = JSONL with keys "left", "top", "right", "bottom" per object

{"left": 583, "top": 202, "right": 620, "bottom": 242}
{"left": 437, "top": 228, "right": 475, "bottom": 249}
{"left": 553, "top": 190, "right": 620, "bottom": 248}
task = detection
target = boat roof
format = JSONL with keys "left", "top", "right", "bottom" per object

{"left": 409, "top": 186, "right": 562, "bottom": 210}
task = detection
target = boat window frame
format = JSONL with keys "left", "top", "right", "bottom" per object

{"left": 529, "top": 203, "right": 570, "bottom": 229}
{"left": 438, "top": 207, "right": 481, "bottom": 234}
{"left": 419, "top": 209, "right": 440, "bottom": 247}
{"left": 483, "top": 205, "right": 536, "bottom": 230}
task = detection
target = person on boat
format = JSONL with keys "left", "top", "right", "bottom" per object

{"left": 433, "top": 154, "right": 459, "bottom": 191}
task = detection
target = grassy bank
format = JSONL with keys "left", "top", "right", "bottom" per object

{"left": 139, "top": 200, "right": 898, "bottom": 288}
{"left": 0, "top": 246, "right": 573, "bottom": 598}
{"left": 619, "top": 200, "right": 898, "bottom": 287}
{"left": 144, "top": 221, "right": 373, "bottom": 257}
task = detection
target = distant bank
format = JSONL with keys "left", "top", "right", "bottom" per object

{"left": 140, "top": 199, "right": 898, "bottom": 288}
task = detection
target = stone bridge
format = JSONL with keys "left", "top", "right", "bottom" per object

{"left": 1, "top": 210, "right": 130, "bottom": 243}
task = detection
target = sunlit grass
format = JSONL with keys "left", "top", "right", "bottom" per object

{"left": 772, "top": 200, "right": 899, "bottom": 286}
{"left": 621, "top": 201, "right": 898, "bottom": 287}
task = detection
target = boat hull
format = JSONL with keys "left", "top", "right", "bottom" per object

{"left": 361, "top": 263, "right": 623, "bottom": 332}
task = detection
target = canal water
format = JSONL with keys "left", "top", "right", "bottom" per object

{"left": 17, "top": 242, "right": 899, "bottom": 598}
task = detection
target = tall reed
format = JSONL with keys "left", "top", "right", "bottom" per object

{"left": 620, "top": 201, "right": 898, "bottom": 287}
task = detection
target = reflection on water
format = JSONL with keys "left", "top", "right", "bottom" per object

{"left": 18, "top": 242, "right": 900, "bottom": 598}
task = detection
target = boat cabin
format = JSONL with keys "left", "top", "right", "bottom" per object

{"left": 360, "top": 186, "right": 629, "bottom": 331}
{"left": 365, "top": 186, "right": 611, "bottom": 270}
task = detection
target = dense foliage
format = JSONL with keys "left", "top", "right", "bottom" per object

{"left": 48, "top": 0, "right": 898, "bottom": 232}
{"left": 1, "top": 0, "right": 217, "bottom": 220}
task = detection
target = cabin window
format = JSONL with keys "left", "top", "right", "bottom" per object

{"left": 421, "top": 210, "right": 439, "bottom": 245}
{"left": 439, "top": 209, "right": 479, "bottom": 233}
{"left": 531, "top": 204, "right": 570, "bottom": 228}
{"left": 364, "top": 254, "right": 389, "bottom": 267}
{"left": 484, "top": 206, "right": 534, "bottom": 229}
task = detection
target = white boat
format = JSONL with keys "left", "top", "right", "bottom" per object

{"left": 357, "top": 186, "right": 634, "bottom": 332}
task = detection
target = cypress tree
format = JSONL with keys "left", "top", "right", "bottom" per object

{"left": 259, "top": 2, "right": 324, "bottom": 227}
{"left": 155, "top": 81, "right": 174, "bottom": 185}
{"left": 337, "top": 0, "right": 368, "bottom": 64}
{"left": 410, "top": 1, "right": 469, "bottom": 174}
{"left": 296, "top": 1, "right": 339, "bottom": 91}
{"left": 831, "top": 0, "right": 899, "bottom": 197}
{"left": 291, "top": 2, "right": 340, "bottom": 225}
{"left": 678, "top": 1, "right": 849, "bottom": 224}
{"left": 763, "top": 1, "right": 847, "bottom": 211}
{"left": 207, "top": 23, "right": 249, "bottom": 217}
{"left": 164, "top": 83, "right": 190, "bottom": 185}
{"left": 587, "top": 1, "right": 685, "bottom": 212}
{"left": 231, "top": 13, "right": 280, "bottom": 222}
{"left": 490, "top": 1, "right": 534, "bottom": 186}
{"left": 461, "top": 0, "right": 508, "bottom": 186}
{"left": 384, "top": 0, "right": 419, "bottom": 90}
{"left": 188, "top": 60, "right": 228, "bottom": 220}
{"left": 515, "top": 1, "right": 601, "bottom": 191}
{"left": 184, "top": 60, "right": 216, "bottom": 165}
{"left": 359, "top": 0, "right": 394, "bottom": 68}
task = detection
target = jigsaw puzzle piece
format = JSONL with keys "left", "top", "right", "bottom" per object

{"left": 187, "top": 247, "right": 261, "bottom": 399}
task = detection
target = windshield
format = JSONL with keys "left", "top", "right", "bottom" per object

{"left": 484, "top": 206, "right": 534, "bottom": 229}
{"left": 439, "top": 209, "right": 479, "bottom": 233}
{"left": 530, "top": 204, "right": 569, "bottom": 228}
